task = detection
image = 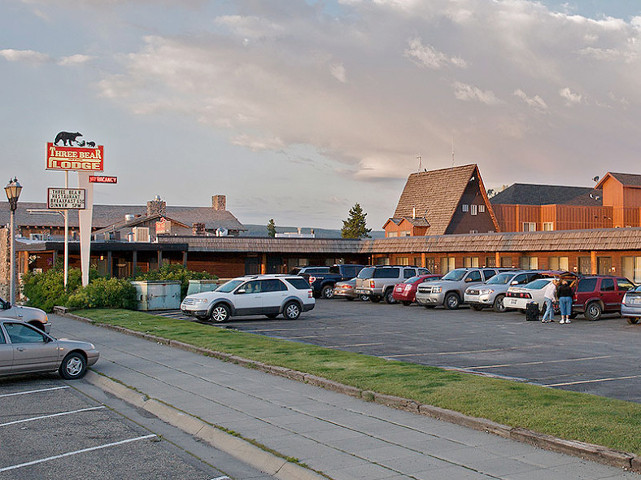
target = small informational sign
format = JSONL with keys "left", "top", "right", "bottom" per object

{"left": 47, "top": 188, "right": 86, "bottom": 210}
{"left": 46, "top": 143, "right": 104, "bottom": 171}
{"left": 89, "top": 175, "right": 117, "bottom": 184}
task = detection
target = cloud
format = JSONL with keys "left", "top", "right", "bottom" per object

{"left": 0, "top": 49, "right": 50, "bottom": 63}
{"left": 559, "top": 87, "right": 583, "bottom": 105}
{"left": 329, "top": 62, "right": 347, "bottom": 83}
{"left": 453, "top": 81, "right": 500, "bottom": 105}
{"left": 58, "top": 54, "right": 93, "bottom": 66}
{"left": 404, "top": 37, "right": 467, "bottom": 69}
{"left": 514, "top": 89, "right": 548, "bottom": 111}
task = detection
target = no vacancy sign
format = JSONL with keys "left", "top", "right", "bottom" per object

{"left": 47, "top": 188, "right": 86, "bottom": 209}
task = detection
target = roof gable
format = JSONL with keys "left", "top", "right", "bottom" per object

{"left": 490, "top": 183, "right": 601, "bottom": 206}
{"left": 596, "top": 172, "right": 641, "bottom": 189}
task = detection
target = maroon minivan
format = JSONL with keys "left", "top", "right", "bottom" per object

{"left": 572, "top": 276, "right": 635, "bottom": 320}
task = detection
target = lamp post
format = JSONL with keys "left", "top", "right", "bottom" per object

{"left": 5, "top": 178, "right": 22, "bottom": 305}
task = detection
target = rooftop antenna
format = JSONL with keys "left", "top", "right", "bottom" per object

{"left": 417, "top": 154, "right": 422, "bottom": 172}
{"left": 451, "top": 134, "right": 455, "bottom": 166}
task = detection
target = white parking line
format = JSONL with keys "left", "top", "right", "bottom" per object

{"left": 326, "top": 343, "right": 385, "bottom": 348}
{"left": 0, "top": 406, "right": 106, "bottom": 427}
{"left": 0, "top": 434, "right": 157, "bottom": 472}
{"left": 546, "top": 375, "right": 641, "bottom": 387}
{"left": 385, "top": 344, "right": 546, "bottom": 358}
{"left": 470, "top": 355, "right": 613, "bottom": 370}
{"left": 0, "top": 386, "right": 69, "bottom": 398}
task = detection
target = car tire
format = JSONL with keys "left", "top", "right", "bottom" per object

{"left": 59, "top": 352, "right": 87, "bottom": 380}
{"left": 402, "top": 301, "right": 412, "bottom": 306}
{"left": 265, "top": 313, "right": 278, "bottom": 319}
{"left": 210, "top": 303, "right": 231, "bottom": 323}
{"left": 358, "top": 295, "right": 369, "bottom": 302}
{"left": 283, "top": 301, "right": 301, "bottom": 320}
{"left": 384, "top": 289, "right": 396, "bottom": 304}
{"left": 369, "top": 295, "right": 381, "bottom": 303}
{"left": 444, "top": 292, "right": 460, "bottom": 310}
{"left": 321, "top": 285, "right": 334, "bottom": 299}
{"left": 492, "top": 294, "right": 506, "bottom": 313}
{"left": 627, "top": 317, "right": 639, "bottom": 324}
{"left": 584, "top": 302, "right": 603, "bottom": 321}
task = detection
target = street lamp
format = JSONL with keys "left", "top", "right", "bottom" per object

{"left": 5, "top": 178, "right": 22, "bottom": 305}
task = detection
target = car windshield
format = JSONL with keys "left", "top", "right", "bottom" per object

{"left": 441, "top": 269, "right": 466, "bottom": 281}
{"left": 525, "top": 279, "right": 550, "bottom": 290}
{"left": 216, "top": 279, "right": 245, "bottom": 293}
{"left": 358, "top": 267, "right": 375, "bottom": 278}
{"left": 486, "top": 273, "right": 513, "bottom": 285}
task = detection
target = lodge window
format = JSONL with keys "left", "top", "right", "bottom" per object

{"left": 376, "top": 257, "right": 390, "bottom": 265}
{"left": 478, "top": 204, "right": 486, "bottom": 213}
{"left": 543, "top": 222, "right": 554, "bottom": 231}
{"left": 519, "top": 256, "right": 539, "bottom": 269}
{"left": 462, "top": 204, "right": 469, "bottom": 212}
{"left": 399, "top": 230, "right": 411, "bottom": 237}
{"left": 387, "top": 231, "right": 398, "bottom": 237}
{"left": 469, "top": 229, "right": 478, "bottom": 234}
{"left": 548, "top": 256, "right": 569, "bottom": 271}
{"left": 470, "top": 205, "right": 478, "bottom": 216}
{"left": 463, "top": 257, "right": 479, "bottom": 268}
{"left": 396, "top": 257, "right": 410, "bottom": 266}
{"left": 523, "top": 222, "right": 536, "bottom": 232}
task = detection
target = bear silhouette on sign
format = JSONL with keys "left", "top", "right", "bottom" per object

{"left": 54, "top": 131, "right": 83, "bottom": 146}
{"left": 86, "top": 141, "right": 95, "bottom": 147}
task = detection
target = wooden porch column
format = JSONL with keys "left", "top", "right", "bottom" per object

{"left": 132, "top": 250, "right": 138, "bottom": 276}
{"left": 182, "top": 251, "right": 188, "bottom": 268}
{"left": 261, "top": 254, "right": 267, "bottom": 274}
{"left": 421, "top": 252, "right": 426, "bottom": 268}
{"left": 52, "top": 250, "right": 58, "bottom": 267}
{"left": 107, "top": 251, "right": 113, "bottom": 277}
{"left": 157, "top": 250, "right": 162, "bottom": 270}
{"left": 591, "top": 250, "right": 597, "bottom": 275}
{"left": 495, "top": 252, "right": 501, "bottom": 268}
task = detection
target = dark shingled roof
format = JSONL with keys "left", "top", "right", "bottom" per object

{"left": 0, "top": 202, "right": 245, "bottom": 232}
{"left": 598, "top": 172, "right": 641, "bottom": 188}
{"left": 490, "top": 184, "right": 601, "bottom": 206}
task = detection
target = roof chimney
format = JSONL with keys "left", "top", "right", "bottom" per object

{"left": 147, "top": 196, "right": 166, "bottom": 216}
{"left": 212, "top": 195, "right": 226, "bottom": 211}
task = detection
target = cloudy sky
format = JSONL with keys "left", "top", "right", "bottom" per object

{"left": 2, "top": 1, "right": 641, "bottom": 231}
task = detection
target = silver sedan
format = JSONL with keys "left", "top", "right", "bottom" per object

{"left": 0, "top": 318, "right": 99, "bottom": 379}
{"left": 622, "top": 285, "right": 641, "bottom": 324}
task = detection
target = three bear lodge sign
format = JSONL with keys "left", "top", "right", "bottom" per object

{"left": 46, "top": 131, "right": 103, "bottom": 171}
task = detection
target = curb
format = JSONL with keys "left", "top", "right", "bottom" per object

{"left": 54, "top": 307, "right": 640, "bottom": 474}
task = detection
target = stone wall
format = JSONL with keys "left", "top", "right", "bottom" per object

{"left": 0, "top": 227, "right": 9, "bottom": 300}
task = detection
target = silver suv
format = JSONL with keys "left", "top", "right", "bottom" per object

{"left": 464, "top": 270, "right": 543, "bottom": 312}
{"left": 415, "top": 268, "right": 502, "bottom": 310}
{"left": 355, "top": 266, "right": 430, "bottom": 304}
{"left": 180, "top": 274, "right": 315, "bottom": 322}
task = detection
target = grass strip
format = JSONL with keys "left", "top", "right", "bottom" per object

{"left": 77, "top": 308, "right": 641, "bottom": 455}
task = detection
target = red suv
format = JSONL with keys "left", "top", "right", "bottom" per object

{"left": 572, "top": 276, "right": 635, "bottom": 320}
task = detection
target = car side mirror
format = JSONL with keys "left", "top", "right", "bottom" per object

{"left": 511, "top": 280, "right": 518, "bottom": 285}
{"left": 464, "top": 277, "right": 472, "bottom": 283}
{"left": 236, "top": 289, "right": 246, "bottom": 295}
{"left": 1, "top": 301, "right": 10, "bottom": 310}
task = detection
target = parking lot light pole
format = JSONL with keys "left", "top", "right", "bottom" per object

{"left": 5, "top": 178, "right": 22, "bottom": 305}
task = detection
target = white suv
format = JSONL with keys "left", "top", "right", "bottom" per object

{"left": 180, "top": 274, "right": 315, "bottom": 322}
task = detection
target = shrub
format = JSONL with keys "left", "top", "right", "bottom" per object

{"left": 135, "top": 264, "right": 217, "bottom": 298}
{"left": 22, "top": 266, "right": 84, "bottom": 312}
{"left": 67, "top": 278, "right": 137, "bottom": 310}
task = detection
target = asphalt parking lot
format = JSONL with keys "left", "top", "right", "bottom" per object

{"left": 0, "top": 375, "right": 272, "bottom": 480}
{"left": 166, "top": 299, "right": 641, "bottom": 403}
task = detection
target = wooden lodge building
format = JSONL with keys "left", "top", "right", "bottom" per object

{"left": 4, "top": 166, "right": 641, "bottom": 298}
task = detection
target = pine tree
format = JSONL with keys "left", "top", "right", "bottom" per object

{"left": 267, "top": 219, "right": 276, "bottom": 237}
{"left": 341, "top": 203, "right": 371, "bottom": 238}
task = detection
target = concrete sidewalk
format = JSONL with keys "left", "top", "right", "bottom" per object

{"left": 52, "top": 314, "right": 637, "bottom": 480}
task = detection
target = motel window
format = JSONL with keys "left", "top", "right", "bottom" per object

{"left": 463, "top": 257, "right": 479, "bottom": 268}
{"left": 440, "top": 257, "right": 456, "bottom": 273}
{"left": 399, "top": 230, "right": 411, "bottom": 237}
{"left": 387, "top": 231, "right": 398, "bottom": 237}
{"left": 470, "top": 204, "right": 478, "bottom": 216}
{"left": 462, "top": 204, "right": 469, "bottom": 212}
{"left": 622, "top": 257, "right": 641, "bottom": 284}
{"left": 578, "top": 256, "right": 592, "bottom": 274}
{"left": 597, "top": 257, "right": 612, "bottom": 275}
{"left": 500, "top": 257, "right": 513, "bottom": 268}
{"left": 376, "top": 257, "right": 390, "bottom": 266}
{"left": 519, "top": 256, "right": 539, "bottom": 270}
{"left": 425, "top": 257, "right": 436, "bottom": 272}
{"left": 523, "top": 222, "right": 536, "bottom": 232}
{"left": 485, "top": 256, "right": 496, "bottom": 267}
{"left": 543, "top": 222, "right": 554, "bottom": 231}
{"left": 479, "top": 204, "right": 486, "bottom": 213}
{"left": 396, "top": 257, "right": 410, "bottom": 266}
{"left": 548, "top": 256, "right": 569, "bottom": 271}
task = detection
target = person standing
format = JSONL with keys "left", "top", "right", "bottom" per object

{"left": 557, "top": 279, "right": 574, "bottom": 324}
{"left": 541, "top": 279, "right": 559, "bottom": 323}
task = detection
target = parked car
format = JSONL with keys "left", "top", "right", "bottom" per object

{"left": 355, "top": 266, "right": 431, "bottom": 304}
{"left": 288, "top": 266, "right": 331, "bottom": 277}
{"left": 572, "top": 275, "right": 635, "bottom": 321}
{"left": 0, "top": 318, "right": 99, "bottom": 379}
{"left": 0, "top": 296, "right": 51, "bottom": 333}
{"left": 464, "top": 270, "right": 543, "bottom": 312}
{"left": 504, "top": 272, "right": 578, "bottom": 313}
{"left": 415, "top": 268, "right": 504, "bottom": 309}
{"left": 180, "top": 274, "right": 315, "bottom": 322}
{"left": 392, "top": 274, "right": 442, "bottom": 305}
{"left": 621, "top": 285, "right": 641, "bottom": 324}
{"left": 332, "top": 278, "right": 369, "bottom": 301}
{"left": 307, "top": 264, "right": 367, "bottom": 299}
